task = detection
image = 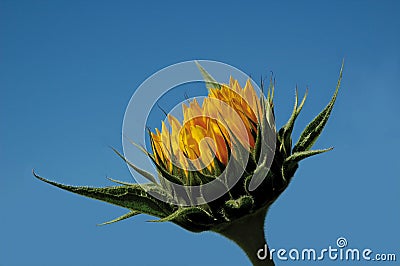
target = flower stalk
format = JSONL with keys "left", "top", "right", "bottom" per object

{"left": 214, "top": 206, "right": 274, "bottom": 266}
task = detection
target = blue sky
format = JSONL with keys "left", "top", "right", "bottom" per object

{"left": 1, "top": 1, "right": 399, "bottom": 265}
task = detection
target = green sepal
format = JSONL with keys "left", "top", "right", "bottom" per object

{"left": 106, "top": 177, "right": 136, "bottom": 186}
{"left": 223, "top": 195, "right": 255, "bottom": 220}
{"left": 112, "top": 147, "right": 158, "bottom": 184}
{"left": 33, "top": 171, "right": 174, "bottom": 219}
{"left": 243, "top": 174, "right": 253, "bottom": 195}
{"left": 148, "top": 156, "right": 184, "bottom": 186}
{"left": 252, "top": 123, "right": 262, "bottom": 163}
{"left": 253, "top": 94, "right": 273, "bottom": 163}
{"left": 285, "top": 148, "right": 333, "bottom": 164}
{"left": 293, "top": 62, "right": 343, "bottom": 153}
{"left": 280, "top": 148, "right": 332, "bottom": 185}
{"left": 191, "top": 171, "right": 215, "bottom": 185}
{"left": 149, "top": 206, "right": 216, "bottom": 230}
{"left": 278, "top": 89, "right": 307, "bottom": 156}
{"left": 182, "top": 155, "right": 216, "bottom": 186}
{"left": 97, "top": 210, "right": 139, "bottom": 226}
{"left": 195, "top": 61, "right": 221, "bottom": 90}
{"left": 248, "top": 95, "right": 276, "bottom": 191}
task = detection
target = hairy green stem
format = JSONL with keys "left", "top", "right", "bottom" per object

{"left": 214, "top": 207, "right": 274, "bottom": 266}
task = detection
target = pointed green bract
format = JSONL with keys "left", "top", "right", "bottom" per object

{"left": 148, "top": 154, "right": 184, "bottom": 185}
{"left": 150, "top": 206, "right": 214, "bottom": 224}
{"left": 195, "top": 60, "right": 222, "bottom": 90}
{"left": 33, "top": 171, "right": 174, "bottom": 218}
{"left": 285, "top": 148, "right": 333, "bottom": 164}
{"left": 224, "top": 196, "right": 255, "bottom": 219}
{"left": 106, "top": 177, "right": 136, "bottom": 186}
{"left": 278, "top": 89, "right": 308, "bottom": 156}
{"left": 98, "top": 211, "right": 139, "bottom": 226}
{"left": 112, "top": 147, "right": 158, "bottom": 184}
{"left": 293, "top": 62, "right": 343, "bottom": 153}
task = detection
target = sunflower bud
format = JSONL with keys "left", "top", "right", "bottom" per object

{"left": 34, "top": 61, "right": 343, "bottom": 266}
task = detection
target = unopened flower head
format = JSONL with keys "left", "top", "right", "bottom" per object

{"left": 150, "top": 77, "right": 270, "bottom": 181}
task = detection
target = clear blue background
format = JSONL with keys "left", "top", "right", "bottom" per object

{"left": 1, "top": 1, "right": 399, "bottom": 265}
